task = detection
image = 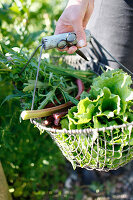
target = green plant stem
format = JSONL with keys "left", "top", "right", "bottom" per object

{"left": 21, "top": 101, "right": 73, "bottom": 120}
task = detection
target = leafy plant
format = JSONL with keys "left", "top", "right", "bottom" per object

{"left": 59, "top": 69, "right": 133, "bottom": 169}
{"left": 0, "top": 0, "right": 65, "bottom": 49}
{"left": 0, "top": 0, "right": 71, "bottom": 199}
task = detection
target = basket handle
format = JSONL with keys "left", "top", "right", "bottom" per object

{"left": 42, "top": 30, "right": 91, "bottom": 50}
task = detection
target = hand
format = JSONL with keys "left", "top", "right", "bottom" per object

{"left": 55, "top": 0, "right": 94, "bottom": 54}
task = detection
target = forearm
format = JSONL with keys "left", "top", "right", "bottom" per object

{"left": 67, "top": 0, "right": 93, "bottom": 12}
{"left": 66, "top": 0, "right": 90, "bottom": 17}
{"left": 66, "top": 0, "right": 94, "bottom": 26}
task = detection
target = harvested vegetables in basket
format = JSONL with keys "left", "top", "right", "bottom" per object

{"left": 62, "top": 69, "right": 133, "bottom": 130}
{"left": 56, "top": 69, "right": 133, "bottom": 170}
{"left": 21, "top": 68, "right": 133, "bottom": 171}
{"left": 19, "top": 62, "right": 95, "bottom": 120}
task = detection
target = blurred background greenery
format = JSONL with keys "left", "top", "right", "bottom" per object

{"left": 0, "top": 0, "right": 70, "bottom": 199}
{"left": 1, "top": 1, "right": 133, "bottom": 199}
{"left": 0, "top": 0, "right": 66, "bottom": 48}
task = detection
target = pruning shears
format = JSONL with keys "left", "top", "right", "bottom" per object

{"left": 21, "top": 29, "right": 133, "bottom": 79}
{"left": 41, "top": 30, "right": 133, "bottom": 78}
{"left": 42, "top": 30, "right": 90, "bottom": 61}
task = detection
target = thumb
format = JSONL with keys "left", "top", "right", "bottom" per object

{"left": 73, "top": 23, "right": 86, "bottom": 48}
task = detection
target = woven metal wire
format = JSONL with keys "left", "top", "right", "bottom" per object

{"left": 32, "top": 119, "right": 133, "bottom": 172}
{"left": 31, "top": 55, "right": 133, "bottom": 171}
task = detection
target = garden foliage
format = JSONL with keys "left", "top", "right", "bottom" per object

{"left": 0, "top": 0, "right": 69, "bottom": 199}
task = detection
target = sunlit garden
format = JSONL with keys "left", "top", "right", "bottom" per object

{"left": 0, "top": 1, "right": 68, "bottom": 199}
{"left": 1, "top": 1, "right": 133, "bottom": 200}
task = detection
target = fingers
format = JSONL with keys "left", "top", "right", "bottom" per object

{"left": 55, "top": 25, "right": 86, "bottom": 54}
{"left": 54, "top": 21, "right": 74, "bottom": 52}
{"left": 57, "top": 46, "right": 77, "bottom": 54}
{"left": 57, "top": 47, "right": 69, "bottom": 52}
{"left": 55, "top": 24, "right": 86, "bottom": 54}
{"left": 54, "top": 4, "right": 88, "bottom": 54}
{"left": 73, "top": 23, "right": 86, "bottom": 48}
{"left": 67, "top": 46, "right": 77, "bottom": 54}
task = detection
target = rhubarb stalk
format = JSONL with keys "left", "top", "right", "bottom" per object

{"left": 21, "top": 79, "right": 84, "bottom": 120}
{"left": 53, "top": 111, "right": 68, "bottom": 126}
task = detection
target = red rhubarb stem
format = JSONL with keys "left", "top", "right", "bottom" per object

{"left": 53, "top": 111, "right": 68, "bottom": 126}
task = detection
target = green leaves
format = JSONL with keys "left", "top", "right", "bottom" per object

{"left": 45, "top": 63, "right": 95, "bottom": 83}
{"left": 38, "top": 87, "right": 57, "bottom": 109}
{"left": 23, "top": 80, "right": 47, "bottom": 93}
{"left": 59, "top": 69, "right": 133, "bottom": 170}
{"left": 74, "top": 98, "right": 95, "bottom": 124}
{"left": 99, "top": 87, "right": 121, "bottom": 116}
{"left": 67, "top": 83, "right": 124, "bottom": 129}
{"left": 90, "top": 69, "right": 133, "bottom": 102}
{"left": 0, "top": 1, "right": 75, "bottom": 199}
{"left": 1, "top": 91, "right": 30, "bottom": 106}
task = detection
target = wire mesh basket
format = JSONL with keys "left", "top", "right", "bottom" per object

{"left": 33, "top": 119, "right": 133, "bottom": 172}
{"left": 30, "top": 54, "right": 133, "bottom": 172}
{"left": 24, "top": 30, "right": 133, "bottom": 172}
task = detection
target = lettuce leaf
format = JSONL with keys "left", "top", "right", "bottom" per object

{"left": 89, "top": 69, "right": 133, "bottom": 102}
{"left": 59, "top": 69, "right": 133, "bottom": 170}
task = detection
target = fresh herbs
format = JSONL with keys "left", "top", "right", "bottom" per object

{"left": 21, "top": 79, "right": 84, "bottom": 120}
{"left": 0, "top": 45, "right": 95, "bottom": 113}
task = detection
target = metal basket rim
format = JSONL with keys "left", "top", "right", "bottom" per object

{"left": 32, "top": 120, "right": 133, "bottom": 134}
